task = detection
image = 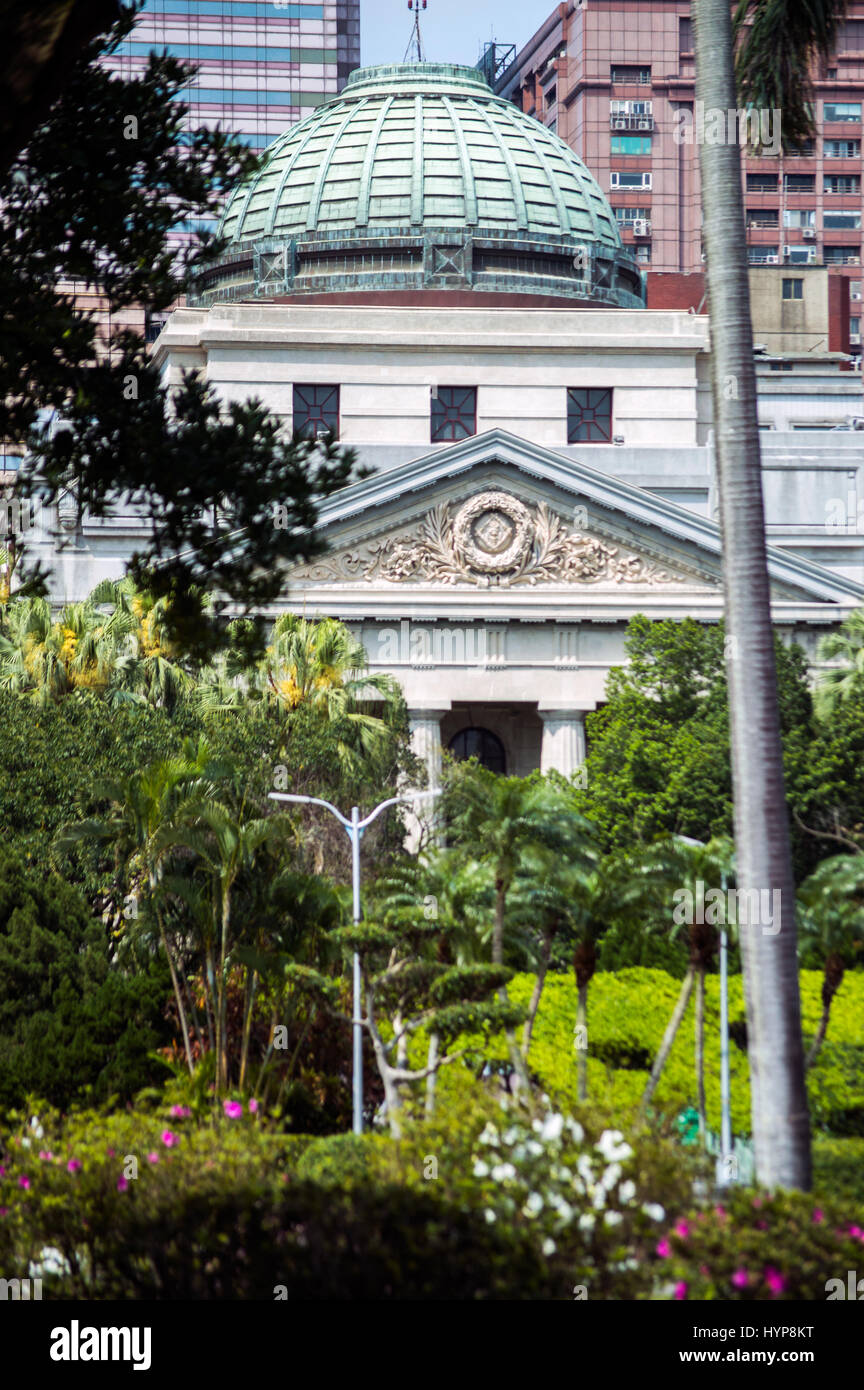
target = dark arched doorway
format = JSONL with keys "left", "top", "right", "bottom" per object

{"left": 449, "top": 727, "right": 507, "bottom": 775}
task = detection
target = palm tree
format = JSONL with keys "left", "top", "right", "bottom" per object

{"left": 88, "top": 578, "right": 192, "bottom": 710}
{"left": 621, "top": 836, "right": 734, "bottom": 1129}
{"left": 815, "top": 608, "right": 864, "bottom": 714}
{"left": 797, "top": 854, "right": 864, "bottom": 1068}
{"left": 56, "top": 740, "right": 227, "bottom": 1073}
{"left": 444, "top": 766, "right": 593, "bottom": 1086}
{"left": 166, "top": 801, "right": 286, "bottom": 1091}
{"left": 690, "top": 0, "right": 845, "bottom": 1188}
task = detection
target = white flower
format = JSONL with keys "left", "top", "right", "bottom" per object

{"left": 566, "top": 1118, "right": 585, "bottom": 1144}
{"left": 484, "top": 1208, "right": 497, "bottom": 1223}
{"left": 642, "top": 1203, "right": 666, "bottom": 1222}
{"left": 600, "top": 1163, "right": 622, "bottom": 1191}
{"left": 526, "top": 1140, "right": 543, "bottom": 1158}
{"left": 29, "top": 1117, "right": 44, "bottom": 1140}
{"left": 540, "top": 1113, "right": 564, "bottom": 1143}
{"left": 502, "top": 1126, "right": 521, "bottom": 1146}
{"left": 542, "top": 1238, "right": 557, "bottom": 1256}
{"left": 29, "top": 1246, "right": 70, "bottom": 1279}
{"left": 479, "top": 1123, "right": 499, "bottom": 1146}
{"left": 618, "top": 1180, "right": 637, "bottom": 1204}
{"left": 576, "top": 1154, "right": 595, "bottom": 1183}
{"left": 473, "top": 1160, "right": 490, "bottom": 1178}
{"left": 604, "top": 1211, "right": 623, "bottom": 1227}
{"left": 578, "top": 1213, "right": 596, "bottom": 1232}
{"left": 490, "top": 1162, "right": 516, "bottom": 1182}
{"left": 596, "top": 1130, "right": 633, "bottom": 1163}
{"left": 524, "top": 1192, "right": 544, "bottom": 1217}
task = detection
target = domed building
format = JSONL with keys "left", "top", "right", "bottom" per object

{"left": 193, "top": 63, "right": 644, "bottom": 309}
{"left": 51, "top": 62, "right": 864, "bottom": 800}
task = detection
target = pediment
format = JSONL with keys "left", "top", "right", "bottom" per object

{"left": 286, "top": 429, "right": 864, "bottom": 612}
{"left": 295, "top": 486, "right": 712, "bottom": 592}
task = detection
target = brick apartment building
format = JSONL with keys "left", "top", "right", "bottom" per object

{"left": 493, "top": 0, "right": 864, "bottom": 358}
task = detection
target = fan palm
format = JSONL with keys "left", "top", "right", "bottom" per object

{"left": 797, "top": 854, "right": 864, "bottom": 1068}
{"left": 814, "top": 608, "right": 864, "bottom": 714}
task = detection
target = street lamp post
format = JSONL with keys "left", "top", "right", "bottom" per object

{"left": 269, "top": 789, "right": 438, "bottom": 1134}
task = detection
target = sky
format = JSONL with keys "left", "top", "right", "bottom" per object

{"left": 360, "top": 0, "right": 545, "bottom": 69}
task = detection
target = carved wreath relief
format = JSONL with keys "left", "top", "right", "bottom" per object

{"left": 301, "top": 490, "right": 674, "bottom": 588}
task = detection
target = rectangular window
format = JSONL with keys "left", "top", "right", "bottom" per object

{"left": 746, "top": 173, "right": 778, "bottom": 191}
{"left": 784, "top": 173, "right": 815, "bottom": 192}
{"left": 746, "top": 209, "right": 779, "bottom": 226}
{"left": 824, "top": 246, "right": 861, "bottom": 264}
{"left": 679, "top": 16, "right": 693, "bottom": 51}
{"left": 293, "top": 384, "right": 340, "bottom": 439}
{"left": 567, "top": 388, "right": 613, "bottom": 443}
{"left": 613, "top": 206, "right": 650, "bottom": 223}
{"left": 825, "top": 174, "right": 861, "bottom": 193}
{"left": 825, "top": 139, "right": 861, "bottom": 157}
{"left": 610, "top": 99, "right": 653, "bottom": 116}
{"left": 610, "top": 171, "right": 652, "bottom": 189}
{"left": 431, "top": 387, "right": 477, "bottom": 443}
{"left": 851, "top": 316, "right": 861, "bottom": 334}
{"left": 782, "top": 279, "right": 803, "bottom": 299}
{"left": 824, "top": 101, "right": 862, "bottom": 122}
{"left": 782, "top": 208, "right": 816, "bottom": 228}
{"left": 634, "top": 244, "right": 651, "bottom": 263}
{"left": 610, "top": 134, "right": 652, "bottom": 155}
{"left": 611, "top": 65, "right": 651, "bottom": 84}
{"left": 825, "top": 211, "right": 862, "bottom": 228}
{"left": 748, "top": 247, "right": 779, "bottom": 263}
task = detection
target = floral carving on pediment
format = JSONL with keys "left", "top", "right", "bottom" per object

{"left": 296, "top": 490, "right": 690, "bottom": 588}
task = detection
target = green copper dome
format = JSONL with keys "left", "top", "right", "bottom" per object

{"left": 194, "top": 63, "right": 644, "bottom": 308}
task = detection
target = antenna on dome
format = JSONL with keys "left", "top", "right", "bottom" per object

{"left": 404, "top": 0, "right": 427, "bottom": 63}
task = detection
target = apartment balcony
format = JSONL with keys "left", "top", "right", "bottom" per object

{"left": 609, "top": 113, "right": 654, "bottom": 131}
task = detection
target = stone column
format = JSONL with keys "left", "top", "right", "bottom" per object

{"left": 404, "top": 709, "right": 447, "bottom": 852}
{"left": 539, "top": 710, "right": 587, "bottom": 778}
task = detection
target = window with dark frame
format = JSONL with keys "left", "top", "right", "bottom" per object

{"left": 449, "top": 728, "right": 507, "bottom": 775}
{"left": 431, "top": 386, "right": 477, "bottom": 442}
{"left": 293, "top": 384, "right": 340, "bottom": 439}
{"left": 782, "top": 279, "right": 804, "bottom": 299}
{"left": 567, "top": 388, "right": 613, "bottom": 443}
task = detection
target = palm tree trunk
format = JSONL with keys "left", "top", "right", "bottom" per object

{"left": 576, "top": 982, "right": 589, "bottom": 1102}
{"left": 492, "top": 879, "right": 506, "bottom": 965}
{"left": 806, "top": 958, "right": 844, "bottom": 1070}
{"left": 640, "top": 966, "right": 695, "bottom": 1113}
{"left": 693, "top": 0, "right": 811, "bottom": 1189}
{"left": 425, "top": 1032, "right": 439, "bottom": 1116}
{"left": 158, "top": 919, "right": 194, "bottom": 1074}
{"left": 695, "top": 967, "right": 706, "bottom": 1142}
{"left": 521, "top": 929, "right": 552, "bottom": 1059}
{"left": 239, "top": 968, "right": 257, "bottom": 1090}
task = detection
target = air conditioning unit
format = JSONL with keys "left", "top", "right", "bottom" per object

{"left": 764, "top": 254, "right": 780, "bottom": 263}
{"left": 632, "top": 219, "right": 651, "bottom": 236}
{"left": 613, "top": 118, "right": 628, "bottom": 129}
{"left": 802, "top": 227, "right": 816, "bottom": 239}
{"left": 637, "top": 118, "right": 652, "bottom": 129}
{"left": 848, "top": 255, "right": 861, "bottom": 265}
{"left": 851, "top": 332, "right": 862, "bottom": 345}
{"left": 852, "top": 290, "right": 862, "bottom": 300}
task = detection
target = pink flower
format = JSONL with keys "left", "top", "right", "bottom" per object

{"left": 117, "top": 1176, "right": 128, "bottom": 1192}
{"left": 764, "top": 1267, "right": 786, "bottom": 1296}
{"left": 812, "top": 1209, "right": 824, "bottom": 1224}
{"left": 147, "top": 1152, "right": 159, "bottom": 1164}
{"left": 674, "top": 1282, "right": 688, "bottom": 1300}
{"left": 106, "top": 1149, "right": 115, "bottom": 1158}
{"left": 170, "top": 1105, "right": 191, "bottom": 1119}
{"left": 752, "top": 1196, "right": 763, "bottom": 1209}
{"left": 674, "top": 1221, "right": 690, "bottom": 1240}
{"left": 161, "top": 1130, "right": 177, "bottom": 1148}
{"left": 39, "top": 1150, "right": 53, "bottom": 1162}
{"left": 731, "top": 1269, "right": 750, "bottom": 1289}
{"left": 67, "top": 1159, "right": 81, "bottom": 1174}
{"left": 0, "top": 1165, "right": 5, "bottom": 1176}
{"left": 248, "top": 1099, "right": 259, "bottom": 1114}
{"left": 0, "top": 1207, "right": 6, "bottom": 1217}
{"left": 699, "top": 1264, "right": 709, "bottom": 1277}
{"left": 223, "top": 1101, "right": 243, "bottom": 1119}
{"left": 849, "top": 1225, "right": 864, "bottom": 1240}
{"left": 714, "top": 1205, "right": 727, "bottom": 1221}
{"left": 656, "top": 1238, "right": 671, "bottom": 1258}
{"left": 18, "top": 1175, "right": 30, "bottom": 1189}
{"left": 756, "top": 1220, "right": 768, "bottom": 1230}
